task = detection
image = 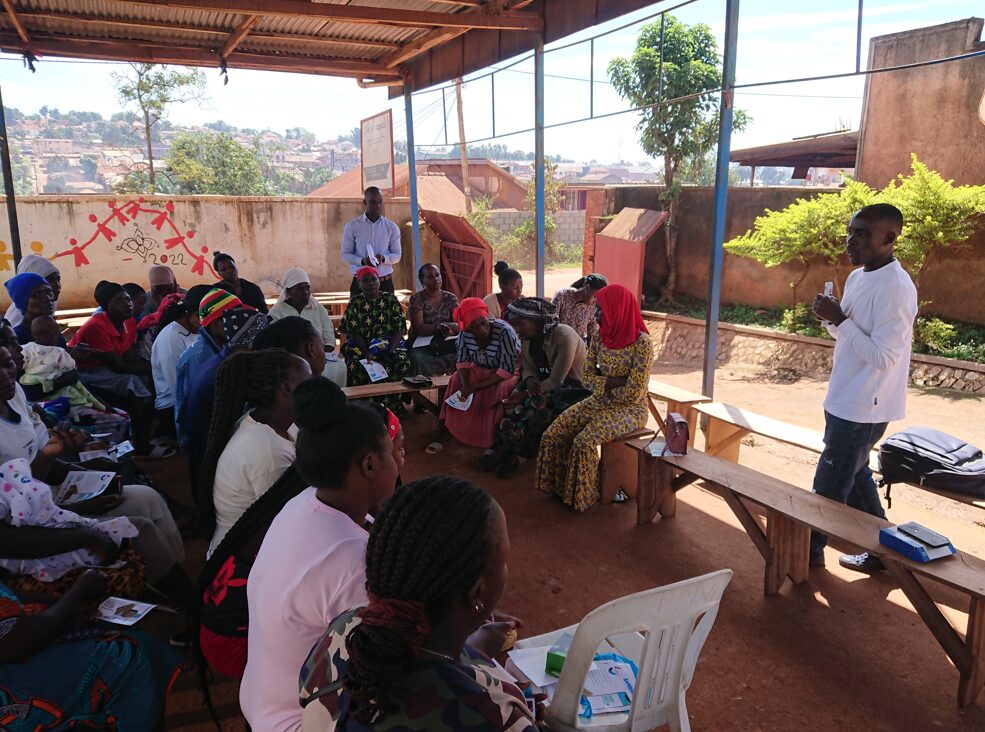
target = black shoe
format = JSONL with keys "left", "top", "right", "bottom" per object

{"left": 838, "top": 552, "right": 885, "bottom": 574}
{"left": 496, "top": 456, "right": 520, "bottom": 479}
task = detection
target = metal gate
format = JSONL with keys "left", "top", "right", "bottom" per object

{"left": 420, "top": 210, "right": 492, "bottom": 300}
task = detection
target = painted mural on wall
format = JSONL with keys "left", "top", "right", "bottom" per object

{"left": 0, "top": 198, "right": 218, "bottom": 280}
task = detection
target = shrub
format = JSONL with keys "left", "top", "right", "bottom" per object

{"left": 913, "top": 316, "right": 958, "bottom": 353}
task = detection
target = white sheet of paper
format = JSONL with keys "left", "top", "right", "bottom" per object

{"left": 359, "top": 359, "right": 389, "bottom": 383}
{"left": 585, "top": 660, "right": 636, "bottom": 696}
{"left": 365, "top": 244, "right": 380, "bottom": 267}
{"left": 53, "top": 470, "right": 115, "bottom": 505}
{"left": 97, "top": 597, "right": 156, "bottom": 626}
{"left": 646, "top": 439, "right": 683, "bottom": 458}
{"left": 78, "top": 449, "right": 111, "bottom": 462}
{"left": 587, "top": 692, "right": 632, "bottom": 714}
{"left": 109, "top": 440, "right": 135, "bottom": 459}
{"left": 413, "top": 335, "right": 434, "bottom": 348}
{"left": 507, "top": 646, "right": 557, "bottom": 688}
{"left": 444, "top": 390, "right": 474, "bottom": 411}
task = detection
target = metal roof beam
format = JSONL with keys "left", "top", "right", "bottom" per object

{"left": 1, "top": 0, "right": 30, "bottom": 44}
{"left": 0, "top": 33, "right": 401, "bottom": 79}
{"left": 111, "top": 1, "right": 543, "bottom": 31}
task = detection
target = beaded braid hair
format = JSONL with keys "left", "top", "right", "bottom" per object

{"left": 198, "top": 348, "right": 300, "bottom": 536}
{"left": 345, "top": 475, "right": 496, "bottom": 723}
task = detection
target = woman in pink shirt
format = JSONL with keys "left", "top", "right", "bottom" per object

{"left": 240, "top": 377, "right": 400, "bottom": 732}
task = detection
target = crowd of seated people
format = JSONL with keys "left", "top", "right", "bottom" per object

{"left": 2, "top": 249, "right": 650, "bottom": 729}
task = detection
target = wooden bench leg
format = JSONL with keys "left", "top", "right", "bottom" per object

{"left": 637, "top": 455, "right": 676, "bottom": 524}
{"left": 705, "top": 418, "right": 747, "bottom": 463}
{"left": 960, "top": 597, "right": 985, "bottom": 708}
{"left": 600, "top": 441, "right": 641, "bottom": 504}
{"left": 764, "top": 511, "right": 810, "bottom": 596}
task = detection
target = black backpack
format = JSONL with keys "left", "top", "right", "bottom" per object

{"left": 878, "top": 427, "right": 985, "bottom": 502}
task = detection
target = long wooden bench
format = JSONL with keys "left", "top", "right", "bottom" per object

{"left": 694, "top": 401, "right": 984, "bottom": 511}
{"left": 627, "top": 441, "right": 985, "bottom": 707}
{"left": 598, "top": 378, "right": 710, "bottom": 503}
{"left": 342, "top": 373, "right": 451, "bottom": 411}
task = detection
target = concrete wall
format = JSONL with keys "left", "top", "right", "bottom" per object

{"left": 488, "top": 209, "right": 585, "bottom": 245}
{"left": 587, "top": 185, "right": 985, "bottom": 324}
{"left": 857, "top": 18, "right": 985, "bottom": 187}
{"left": 0, "top": 196, "right": 420, "bottom": 310}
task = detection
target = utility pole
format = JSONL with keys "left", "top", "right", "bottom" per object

{"left": 454, "top": 77, "right": 472, "bottom": 213}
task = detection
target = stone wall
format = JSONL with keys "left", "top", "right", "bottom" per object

{"left": 489, "top": 209, "right": 585, "bottom": 245}
{"left": 643, "top": 312, "right": 985, "bottom": 395}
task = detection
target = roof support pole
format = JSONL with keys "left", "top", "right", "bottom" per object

{"left": 701, "top": 0, "right": 740, "bottom": 400}
{"left": 534, "top": 35, "right": 545, "bottom": 298}
{"left": 0, "top": 81, "right": 22, "bottom": 267}
{"left": 404, "top": 83, "right": 422, "bottom": 276}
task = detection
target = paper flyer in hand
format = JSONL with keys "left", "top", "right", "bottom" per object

{"left": 412, "top": 335, "right": 434, "bottom": 348}
{"left": 97, "top": 597, "right": 156, "bottom": 626}
{"left": 78, "top": 449, "right": 111, "bottom": 462}
{"left": 365, "top": 244, "right": 380, "bottom": 267}
{"left": 52, "top": 470, "right": 115, "bottom": 505}
{"left": 359, "top": 359, "right": 389, "bottom": 383}
{"left": 445, "top": 391, "right": 474, "bottom": 411}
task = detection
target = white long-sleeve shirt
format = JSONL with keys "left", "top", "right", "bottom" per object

{"left": 823, "top": 259, "right": 917, "bottom": 424}
{"left": 341, "top": 213, "right": 402, "bottom": 278}
{"left": 151, "top": 321, "right": 199, "bottom": 410}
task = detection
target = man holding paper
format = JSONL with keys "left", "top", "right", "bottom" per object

{"left": 341, "top": 186, "right": 402, "bottom": 297}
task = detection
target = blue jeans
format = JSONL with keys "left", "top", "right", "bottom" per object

{"left": 809, "top": 412, "right": 888, "bottom": 558}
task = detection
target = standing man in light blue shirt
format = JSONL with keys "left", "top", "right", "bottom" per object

{"left": 341, "top": 186, "right": 402, "bottom": 297}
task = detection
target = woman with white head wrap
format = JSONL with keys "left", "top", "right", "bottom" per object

{"left": 3, "top": 255, "right": 60, "bottom": 327}
{"left": 268, "top": 268, "right": 346, "bottom": 386}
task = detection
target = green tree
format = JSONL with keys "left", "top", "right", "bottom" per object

{"left": 166, "top": 132, "right": 270, "bottom": 196}
{"left": 725, "top": 179, "right": 876, "bottom": 304}
{"left": 113, "top": 63, "right": 208, "bottom": 193}
{"left": 608, "top": 16, "right": 750, "bottom": 301}
{"left": 492, "top": 161, "right": 570, "bottom": 268}
{"left": 882, "top": 155, "right": 985, "bottom": 290}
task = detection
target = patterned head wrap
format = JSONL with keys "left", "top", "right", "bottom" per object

{"left": 505, "top": 297, "right": 559, "bottom": 335}
{"left": 355, "top": 266, "right": 380, "bottom": 282}
{"left": 224, "top": 309, "right": 270, "bottom": 349}
{"left": 199, "top": 288, "right": 243, "bottom": 327}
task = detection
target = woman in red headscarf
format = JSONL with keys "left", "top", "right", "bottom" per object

{"left": 535, "top": 284, "right": 653, "bottom": 511}
{"left": 438, "top": 297, "right": 521, "bottom": 450}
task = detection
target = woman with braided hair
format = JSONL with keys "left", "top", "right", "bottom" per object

{"left": 299, "top": 475, "right": 535, "bottom": 732}
{"left": 201, "top": 348, "right": 312, "bottom": 557}
{"left": 241, "top": 377, "right": 400, "bottom": 732}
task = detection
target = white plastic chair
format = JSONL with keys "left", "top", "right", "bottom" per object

{"left": 514, "top": 569, "right": 732, "bottom": 732}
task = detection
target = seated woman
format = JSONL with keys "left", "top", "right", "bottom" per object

{"left": 0, "top": 344, "right": 190, "bottom": 606}
{"left": 536, "top": 284, "right": 653, "bottom": 512}
{"left": 338, "top": 267, "right": 410, "bottom": 409}
{"left": 552, "top": 273, "right": 608, "bottom": 342}
{"left": 3, "top": 254, "right": 60, "bottom": 328}
{"left": 483, "top": 260, "right": 523, "bottom": 319}
{"left": 299, "top": 475, "right": 535, "bottom": 732}
{"left": 200, "top": 349, "right": 312, "bottom": 557}
{"left": 240, "top": 377, "right": 400, "bottom": 732}
{"left": 483, "top": 297, "right": 588, "bottom": 479}
{"left": 406, "top": 263, "right": 460, "bottom": 377}
{"left": 4, "top": 271, "right": 57, "bottom": 345}
{"left": 67, "top": 281, "right": 154, "bottom": 453}
{"left": 213, "top": 251, "right": 269, "bottom": 313}
{"left": 269, "top": 268, "right": 346, "bottom": 387}
{"left": 440, "top": 298, "right": 520, "bottom": 450}
{"left": 0, "top": 570, "right": 183, "bottom": 730}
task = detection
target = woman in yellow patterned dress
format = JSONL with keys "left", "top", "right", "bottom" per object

{"left": 535, "top": 283, "right": 652, "bottom": 511}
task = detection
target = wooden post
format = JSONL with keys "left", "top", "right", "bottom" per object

{"left": 959, "top": 596, "right": 985, "bottom": 707}
{"left": 764, "top": 511, "right": 810, "bottom": 595}
{"left": 454, "top": 77, "right": 472, "bottom": 213}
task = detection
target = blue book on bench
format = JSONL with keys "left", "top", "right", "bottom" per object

{"left": 879, "top": 522, "right": 956, "bottom": 563}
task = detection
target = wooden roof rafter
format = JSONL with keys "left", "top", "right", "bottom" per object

{"left": 0, "top": 0, "right": 29, "bottom": 44}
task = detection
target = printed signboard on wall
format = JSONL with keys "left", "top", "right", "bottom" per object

{"left": 360, "top": 110, "right": 395, "bottom": 193}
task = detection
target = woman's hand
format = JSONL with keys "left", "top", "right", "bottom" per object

{"left": 604, "top": 376, "right": 628, "bottom": 392}
{"left": 503, "top": 390, "right": 527, "bottom": 407}
{"left": 467, "top": 618, "right": 520, "bottom": 658}
{"left": 40, "top": 429, "right": 75, "bottom": 459}
{"left": 75, "top": 569, "right": 110, "bottom": 602}
{"left": 82, "top": 529, "right": 120, "bottom": 565}
{"left": 525, "top": 377, "right": 544, "bottom": 397}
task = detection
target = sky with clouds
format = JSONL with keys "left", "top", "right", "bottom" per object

{"left": 0, "top": 0, "right": 980, "bottom": 164}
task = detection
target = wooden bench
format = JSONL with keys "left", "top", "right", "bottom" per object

{"left": 342, "top": 373, "right": 451, "bottom": 411}
{"left": 694, "top": 401, "right": 984, "bottom": 511}
{"left": 628, "top": 442, "right": 985, "bottom": 707}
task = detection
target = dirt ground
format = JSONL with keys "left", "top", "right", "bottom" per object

{"left": 162, "top": 356, "right": 985, "bottom": 731}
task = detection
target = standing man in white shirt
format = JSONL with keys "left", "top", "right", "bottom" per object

{"left": 341, "top": 186, "right": 402, "bottom": 297}
{"left": 809, "top": 203, "right": 918, "bottom": 573}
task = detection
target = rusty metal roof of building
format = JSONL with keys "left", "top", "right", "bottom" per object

{"left": 730, "top": 131, "right": 859, "bottom": 177}
{"left": 0, "top": 1, "right": 659, "bottom": 91}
